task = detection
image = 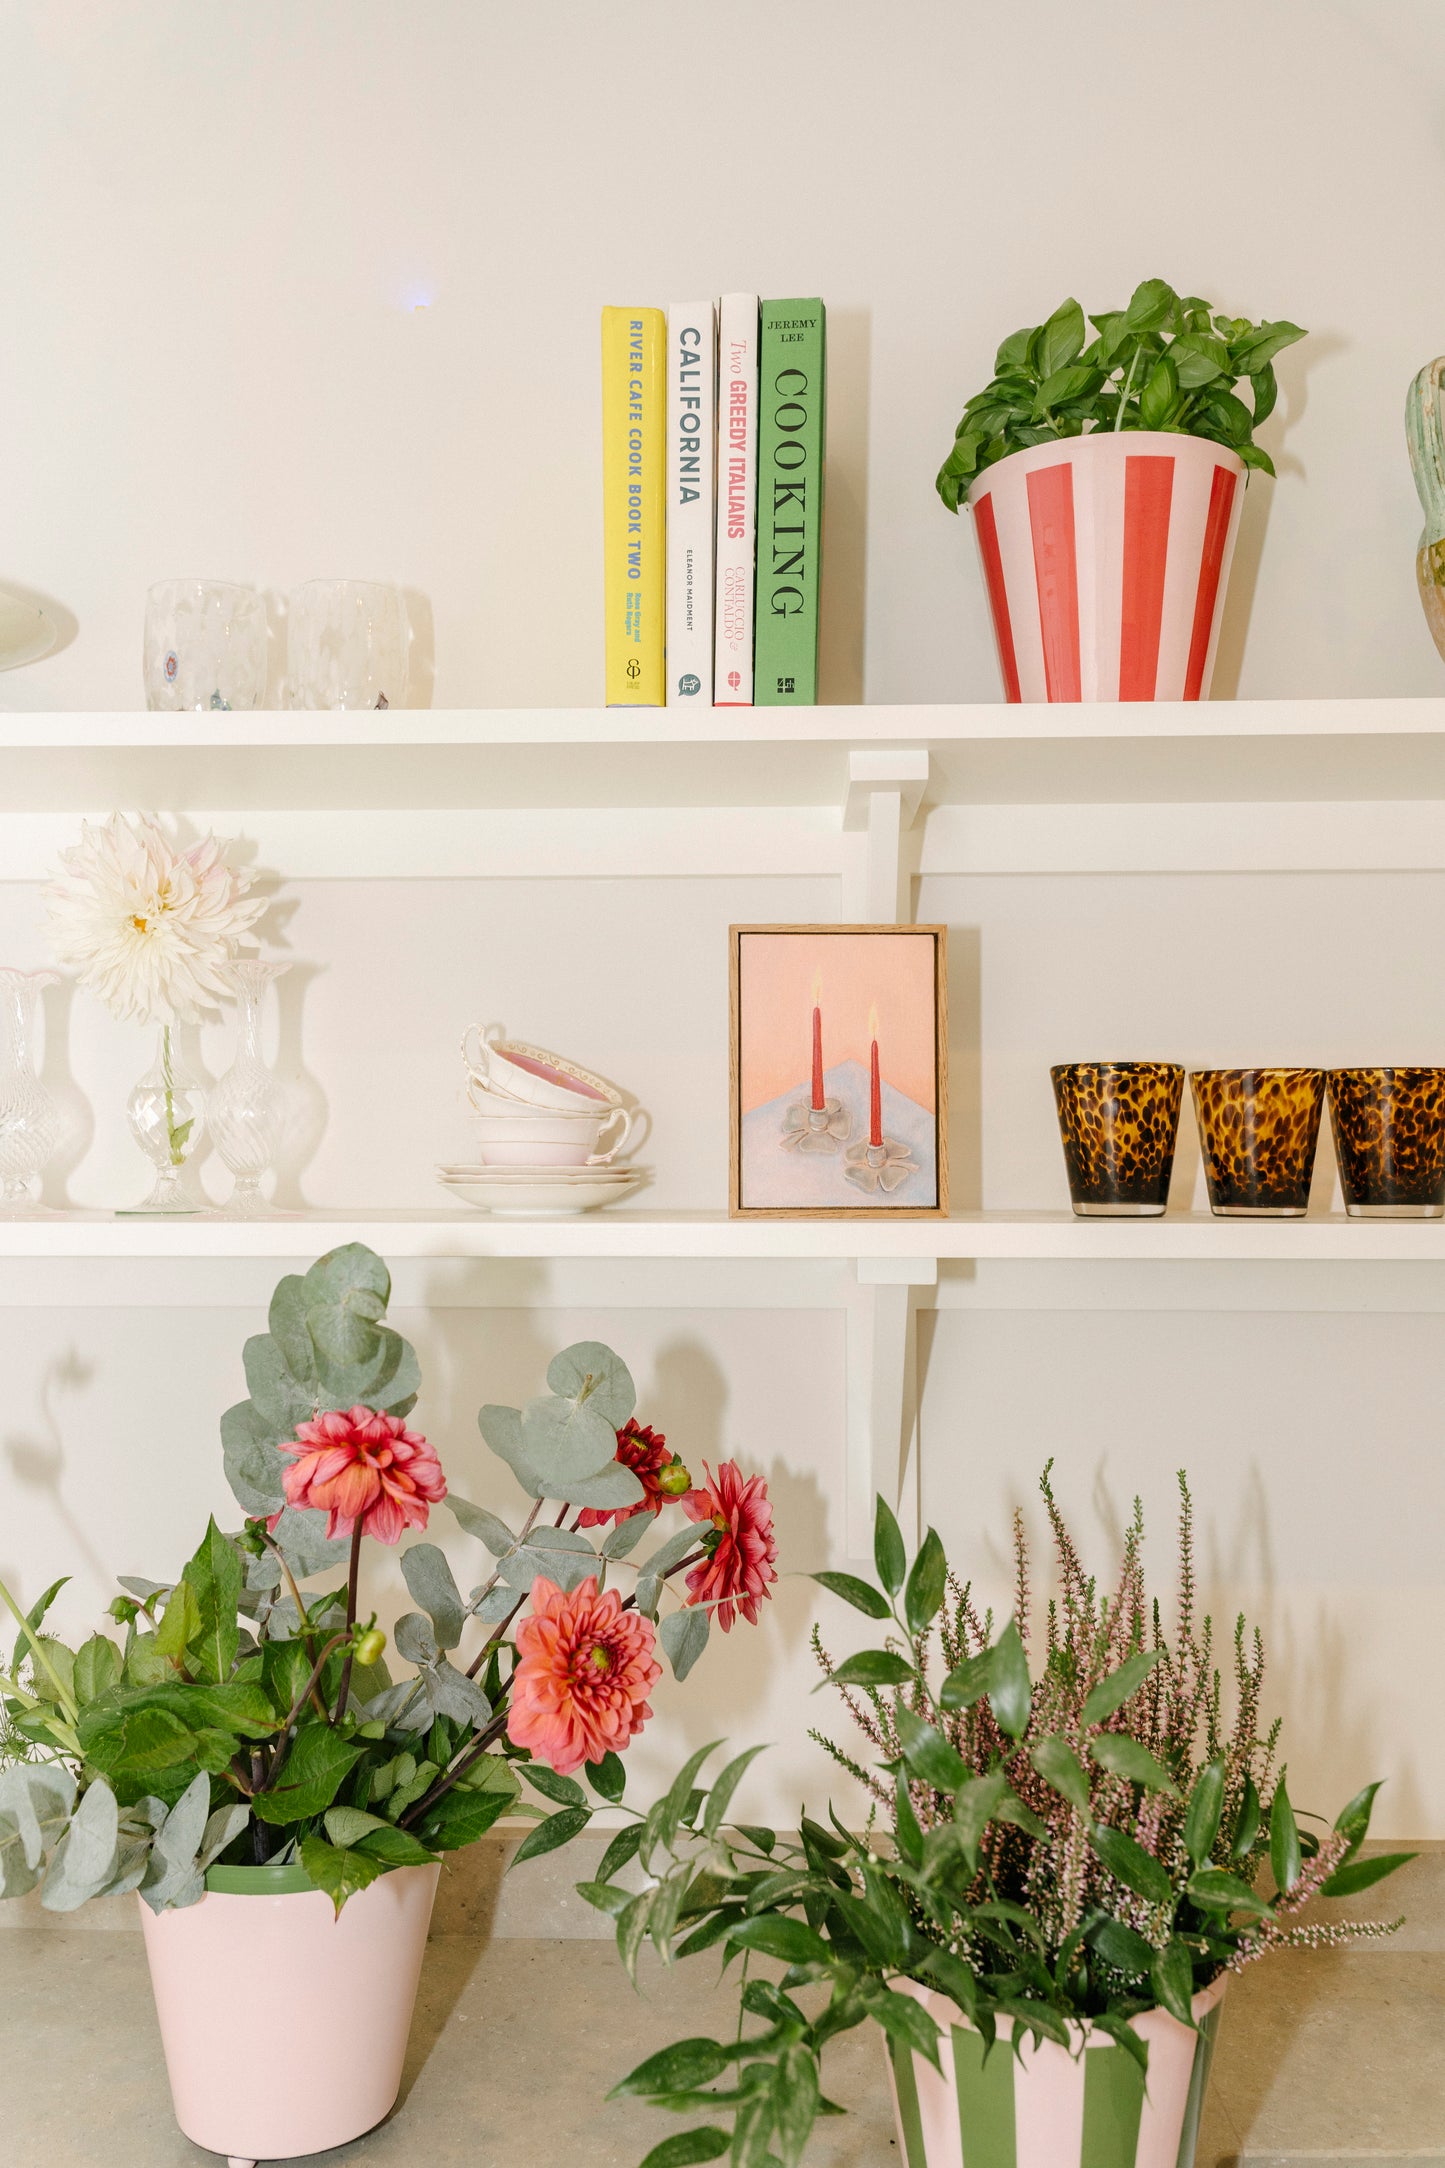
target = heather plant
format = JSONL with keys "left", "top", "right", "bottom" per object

{"left": 588, "top": 1470, "right": 1409, "bottom": 2168}
{"left": 935, "top": 278, "right": 1306, "bottom": 510}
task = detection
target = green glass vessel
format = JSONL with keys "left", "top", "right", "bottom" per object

{"left": 1406, "top": 358, "right": 1445, "bottom": 663}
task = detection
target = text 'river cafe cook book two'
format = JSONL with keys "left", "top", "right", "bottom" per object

{"left": 601, "top": 305, "right": 666, "bottom": 705}
{"left": 602, "top": 295, "right": 825, "bottom": 707}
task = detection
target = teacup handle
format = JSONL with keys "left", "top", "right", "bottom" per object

{"left": 461, "top": 1021, "right": 506, "bottom": 1083}
{"left": 586, "top": 1105, "right": 634, "bottom": 1165}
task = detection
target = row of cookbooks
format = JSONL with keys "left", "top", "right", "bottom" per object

{"left": 601, "top": 296, "right": 825, "bottom": 707}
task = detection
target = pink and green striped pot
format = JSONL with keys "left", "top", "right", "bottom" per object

{"left": 885, "top": 1973, "right": 1227, "bottom": 2168}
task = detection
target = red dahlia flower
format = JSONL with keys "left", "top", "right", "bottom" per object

{"left": 278, "top": 1404, "right": 446, "bottom": 1545}
{"left": 507, "top": 1575, "right": 662, "bottom": 1775}
{"left": 682, "top": 1460, "right": 778, "bottom": 1630}
{"left": 576, "top": 1418, "right": 692, "bottom": 1528}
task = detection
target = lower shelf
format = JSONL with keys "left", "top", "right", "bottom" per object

{"left": 0, "top": 1207, "right": 1441, "bottom": 1260}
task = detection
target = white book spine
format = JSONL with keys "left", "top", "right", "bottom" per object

{"left": 713, "top": 292, "right": 758, "bottom": 705}
{"left": 666, "top": 303, "right": 717, "bottom": 705}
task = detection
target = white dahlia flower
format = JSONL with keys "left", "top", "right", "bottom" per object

{"left": 44, "top": 813, "right": 266, "bottom": 1024}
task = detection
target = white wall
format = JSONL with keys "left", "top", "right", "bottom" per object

{"left": 4, "top": 0, "right": 1445, "bottom": 708}
{"left": 3, "top": 3, "right": 1445, "bottom": 1843}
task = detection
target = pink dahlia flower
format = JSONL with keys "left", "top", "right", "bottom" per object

{"left": 576, "top": 1418, "right": 692, "bottom": 1528}
{"left": 278, "top": 1405, "right": 447, "bottom": 1545}
{"left": 682, "top": 1461, "right": 778, "bottom": 1631}
{"left": 507, "top": 1575, "right": 662, "bottom": 1775}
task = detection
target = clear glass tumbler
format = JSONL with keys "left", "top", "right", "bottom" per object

{"left": 143, "top": 580, "right": 268, "bottom": 711}
{"left": 287, "top": 580, "right": 409, "bottom": 709}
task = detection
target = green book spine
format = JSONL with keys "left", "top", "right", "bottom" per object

{"left": 754, "top": 299, "right": 825, "bottom": 705}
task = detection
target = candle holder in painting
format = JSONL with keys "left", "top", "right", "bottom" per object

{"left": 729, "top": 924, "right": 948, "bottom": 1219}
{"left": 1051, "top": 1060, "right": 1183, "bottom": 1217}
{"left": 1327, "top": 1066, "right": 1445, "bottom": 1218}
{"left": 1190, "top": 1067, "right": 1324, "bottom": 1218}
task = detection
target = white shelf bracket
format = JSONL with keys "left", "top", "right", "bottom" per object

{"left": 840, "top": 750, "right": 929, "bottom": 924}
{"left": 845, "top": 1254, "right": 937, "bottom": 1562}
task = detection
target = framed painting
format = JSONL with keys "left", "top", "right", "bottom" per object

{"left": 729, "top": 924, "right": 949, "bottom": 1218}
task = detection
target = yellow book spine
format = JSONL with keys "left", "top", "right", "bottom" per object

{"left": 602, "top": 306, "right": 666, "bottom": 705}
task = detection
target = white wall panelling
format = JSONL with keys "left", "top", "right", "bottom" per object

{"left": 3, "top": 702, "right": 1445, "bottom": 1833}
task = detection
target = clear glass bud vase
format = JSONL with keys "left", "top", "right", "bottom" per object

{"left": 0, "top": 968, "right": 61, "bottom": 1215}
{"left": 124, "top": 1024, "right": 205, "bottom": 1214}
{"left": 208, "top": 959, "right": 289, "bottom": 1216}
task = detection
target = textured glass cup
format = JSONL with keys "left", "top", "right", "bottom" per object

{"left": 143, "top": 580, "right": 268, "bottom": 711}
{"left": 287, "top": 581, "right": 409, "bottom": 708}
{"left": 1191, "top": 1067, "right": 1325, "bottom": 1217}
{"left": 1328, "top": 1067, "right": 1445, "bottom": 1218}
{"left": 1051, "top": 1061, "right": 1184, "bottom": 1217}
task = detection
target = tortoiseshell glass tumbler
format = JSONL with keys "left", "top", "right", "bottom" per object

{"left": 1327, "top": 1067, "right": 1445, "bottom": 1218}
{"left": 1190, "top": 1068, "right": 1324, "bottom": 1217}
{"left": 1051, "top": 1062, "right": 1184, "bottom": 1216}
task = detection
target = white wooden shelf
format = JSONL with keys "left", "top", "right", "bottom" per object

{"left": 3, "top": 699, "right": 1445, "bottom": 812}
{"left": 0, "top": 1208, "right": 1439, "bottom": 1262}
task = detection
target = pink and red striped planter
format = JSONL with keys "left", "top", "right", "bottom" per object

{"left": 966, "top": 433, "right": 1246, "bottom": 702}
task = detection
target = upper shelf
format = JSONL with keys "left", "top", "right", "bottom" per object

{"left": 4, "top": 699, "right": 1445, "bottom": 810}
{"left": 0, "top": 1208, "right": 1441, "bottom": 1261}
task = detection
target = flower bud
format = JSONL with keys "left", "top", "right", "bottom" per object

{"left": 353, "top": 1627, "right": 386, "bottom": 1668}
{"left": 657, "top": 1457, "right": 693, "bottom": 1498}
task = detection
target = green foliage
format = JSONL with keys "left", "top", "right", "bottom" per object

{"left": 2, "top": 1246, "right": 738, "bottom": 1923}
{"left": 935, "top": 279, "right": 1307, "bottom": 509}
{"left": 594, "top": 1474, "right": 1407, "bottom": 2168}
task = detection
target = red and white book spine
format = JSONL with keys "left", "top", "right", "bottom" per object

{"left": 713, "top": 293, "right": 759, "bottom": 705}
{"left": 666, "top": 302, "right": 717, "bottom": 704}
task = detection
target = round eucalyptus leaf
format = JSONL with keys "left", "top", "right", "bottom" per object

{"left": 544, "top": 1341, "right": 636, "bottom": 1427}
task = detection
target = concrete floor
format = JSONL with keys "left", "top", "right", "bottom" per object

{"left": 3, "top": 1849, "right": 1442, "bottom": 2164}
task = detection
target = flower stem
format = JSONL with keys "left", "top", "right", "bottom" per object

{"left": 161, "top": 1024, "right": 185, "bottom": 1166}
{"left": 330, "top": 1523, "right": 366, "bottom": 1727}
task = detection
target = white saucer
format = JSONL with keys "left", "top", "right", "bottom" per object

{"left": 437, "top": 1166, "right": 645, "bottom": 1216}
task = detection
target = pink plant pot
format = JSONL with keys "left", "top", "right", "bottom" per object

{"left": 138, "top": 1861, "right": 440, "bottom": 2163}
{"left": 966, "top": 432, "right": 1246, "bottom": 702}
{"left": 886, "top": 1972, "right": 1227, "bottom": 2168}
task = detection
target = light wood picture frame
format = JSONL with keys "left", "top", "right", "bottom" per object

{"left": 729, "top": 924, "right": 949, "bottom": 1219}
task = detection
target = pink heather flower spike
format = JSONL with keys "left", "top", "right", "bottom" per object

{"left": 277, "top": 1404, "right": 446, "bottom": 1545}
{"left": 507, "top": 1575, "right": 662, "bottom": 1776}
{"left": 682, "top": 1459, "right": 778, "bottom": 1631}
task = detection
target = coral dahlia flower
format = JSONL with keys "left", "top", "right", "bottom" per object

{"left": 507, "top": 1576, "right": 662, "bottom": 1775}
{"left": 278, "top": 1405, "right": 447, "bottom": 1545}
{"left": 576, "top": 1418, "right": 692, "bottom": 1528}
{"left": 682, "top": 1461, "right": 778, "bottom": 1631}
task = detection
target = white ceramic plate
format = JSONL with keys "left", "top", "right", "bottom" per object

{"left": 0, "top": 589, "right": 57, "bottom": 672}
{"left": 436, "top": 1161, "right": 637, "bottom": 1182}
{"left": 437, "top": 1167, "right": 644, "bottom": 1216}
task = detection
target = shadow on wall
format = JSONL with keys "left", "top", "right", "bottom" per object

{"left": 3, "top": 1350, "right": 108, "bottom": 1599}
{"left": 818, "top": 306, "right": 871, "bottom": 705}
{"left": 944, "top": 923, "right": 981, "bottom": 1210}
{"left": 1210, "top": 330, "right": 1344, "bottom": 700}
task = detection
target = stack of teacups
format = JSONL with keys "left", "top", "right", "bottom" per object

{"left": 438, "top": 1028, "right": 643, "bottom": 1213}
